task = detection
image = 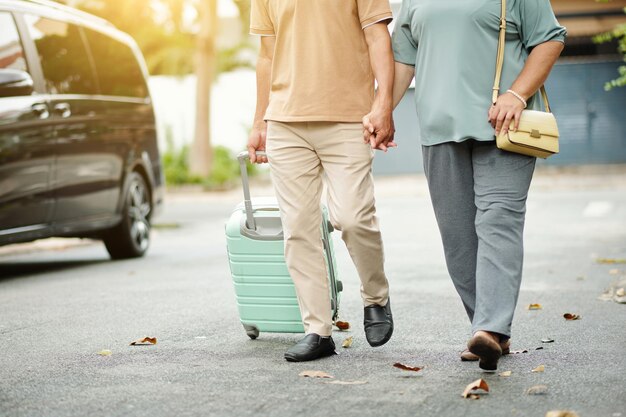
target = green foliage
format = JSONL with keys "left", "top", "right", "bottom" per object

{"left": 59, "top": 0, "right": 252, "bottom": 77}
{"left": 205, "top": 146, "right": 249, "bottom": 189}
{"left": 593, "top": 1, "right": 626, "bottom": 90}
{"left": 162, "top": 145, "right": 199, "bottom": 186}
{"left": 217, "top": 43, "right": 255, "bottom": 73}
{"left": 58, "top": 0, "right": 193, "bottom": 75}
{"left": 232, "top": 0, "right": 251, "bottom": 35}
{"left": 162, "top": 143, "right": 257, "bottom": 189}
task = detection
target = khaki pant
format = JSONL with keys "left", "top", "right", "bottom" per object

{"left": 266, "top": 121, "right": 389, "bottom": 337}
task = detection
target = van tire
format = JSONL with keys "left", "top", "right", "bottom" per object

{"left": 104, "top": 172, "right": 152, "bottom": 259}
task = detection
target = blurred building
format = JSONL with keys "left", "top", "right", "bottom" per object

{"left": 553, "top": 0, "right": 626, "bottom": 38}
{"left": 378, "top": 0, "right": 626, "bottom": 174}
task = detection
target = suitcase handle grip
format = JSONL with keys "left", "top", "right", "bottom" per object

{"left": 237, "top": 151, "right": 267, "bottom": 230}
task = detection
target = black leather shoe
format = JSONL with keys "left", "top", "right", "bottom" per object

{"left": 284, "top": 333, "right": 337, "bottom": 362}
{"left": 364, "top": 299, "right": 393, "bottom": 347}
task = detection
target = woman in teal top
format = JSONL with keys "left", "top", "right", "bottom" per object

{"left": 389, "top": 0, "right": 566, "bottom": 371}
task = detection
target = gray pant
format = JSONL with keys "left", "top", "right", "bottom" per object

{"left": 422, "top": 140, "right": 536, "bottom": 337}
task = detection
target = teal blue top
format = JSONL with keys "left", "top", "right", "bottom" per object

{"left": 392, "top": 0, "right": 567, "bottom": 146}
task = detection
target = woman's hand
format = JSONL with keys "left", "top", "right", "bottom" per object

{"left": 488, "top": 92, "right": 526, "bottom": 136}
{"left": 489, "top": 41, "right": 564, "bottom": 137}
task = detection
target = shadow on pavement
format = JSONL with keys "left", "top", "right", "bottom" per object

{"left": 0, "top": 259, "right": 110, "bottom": 282}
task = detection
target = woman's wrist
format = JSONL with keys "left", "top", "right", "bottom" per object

{"left": 506, "top": 89, "right": 528, "bottom": 108}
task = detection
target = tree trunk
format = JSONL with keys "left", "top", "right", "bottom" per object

{"left": 233, "top": 0, "right": 251, "bottom": 35}
{"left": 190, "top": 0, "right": 218, "bottom": 177}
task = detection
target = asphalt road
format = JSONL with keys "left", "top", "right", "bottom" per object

{"left": 1, "top": 168, "right": 625, "bottom": 417}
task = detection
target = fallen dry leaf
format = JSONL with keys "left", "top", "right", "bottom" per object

{"left": 299, "top": 370, "right": 333, "bottom": 379}
{"left": 527, "top": 385, "right": 548, "bottom": 395}
{"left": 335, "top": 321, "right": 350, "bottom": 331}
{"left": 324, "top": 380, "right": 368, "bottom": 385}
{"left": 545, "top": 411, "right": 580, "bottom": 417}
{"left": 510, "top": 349, "right": 529, "bottom": 354}
{"left": 597, "top": 258, "right": 626, "bottom": 264}
{"left": 129, "top": 337, "right": 157, "bottom": 346}
{"left": 536, "top": 347, "right": 544, "bottom": 350}
{"left": 527, "top": 303, "right": 542, "bottom": 310}
{"left": 613, "top": 279, "right": 626, "bottom": 304}
{"left": 499, "top": 371, "right": 512, "bottom": 377}
{"left": 563, "top": 313, "right": 581, "bottom": 321}
{"left": 342, "top": 336, "right": 353, "bottom": 348}
{"left": 532, "top": 365, "right": 545, "bottom": 373}
{"left": 393, "top": 363, "right": 422, "bottom": 372}
{"left": 467, "top": 394, "right": 481, "bottom": 400}
{"left": 462, "top": 378, "right": 489, "bottom": 398}
{"left": 97, "top": 350, "right": 112, "bottom": 356}
{"left": 541, "top": 338, "right": 555, "bottom": 343}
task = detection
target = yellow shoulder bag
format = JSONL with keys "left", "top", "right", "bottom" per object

{"left": 493, "top": 0, "right": 560, "bottom": 159}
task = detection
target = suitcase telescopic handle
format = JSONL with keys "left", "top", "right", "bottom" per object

{"left": 237, "top": 151, "right": 266, "bottom": 231}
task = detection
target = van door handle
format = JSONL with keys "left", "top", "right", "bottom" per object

{"left": 53, "top": 103, "right": 72, "bottom": 118}
{"left": 31, "top": 103, "right": 49, "bottom": 119}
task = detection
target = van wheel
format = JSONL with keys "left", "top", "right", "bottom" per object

{"left": 104, "top": 172, "right": 152, "bottom": 259}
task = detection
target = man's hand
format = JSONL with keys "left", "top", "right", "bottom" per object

{"left": 248, "top": 35, "right": 274, "bottom": 164}
{"left": 362, "top": 109, "right": 397, "bottom": 152}
{"left": 363, "top": 21, "right": 395, "bottom": 153}
{"left": 248, "top": 121, "right": 268, "bottom": 164}
{"left": 488, "top": 92, "right": 526, "bottom": 137}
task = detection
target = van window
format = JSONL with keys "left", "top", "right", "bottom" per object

{"left": 83, "top": 29, "right": 148, "bottom": 98}
{"left": 0, "top": 13, "right": 28, "bottom": 73}
{"left": 24, "top": 15, "right": 98, "bottom": 95}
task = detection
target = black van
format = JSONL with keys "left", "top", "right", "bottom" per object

{"left": 0, "top": 0, "right": 163, "bottom": 259}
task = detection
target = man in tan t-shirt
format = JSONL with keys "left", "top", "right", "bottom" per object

{"left": 248, "top": 0, "right": 396, "bottom": 362}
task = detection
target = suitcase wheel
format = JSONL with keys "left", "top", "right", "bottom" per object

{"left": 326, "top": 220, "right": 334, "bottom": 233}
{"left": 243, "top": 324, "right": 259, "bottom": 340}
{"left": 336, "top": 280, "right": 343, "bottom": 293}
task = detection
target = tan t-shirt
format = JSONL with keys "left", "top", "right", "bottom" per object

{"left": 250, "top": 0, "right": 392, "bottom": 123}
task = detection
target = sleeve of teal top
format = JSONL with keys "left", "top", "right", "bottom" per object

{"left": 517, "top": 0, "right": 567, "bottom": 50}
{"left": 391, "top": 2, "right": 417, "bottom": 66}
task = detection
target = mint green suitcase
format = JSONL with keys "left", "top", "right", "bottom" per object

{"left": 226, "top": 152, "right": 342, "bottom": 339}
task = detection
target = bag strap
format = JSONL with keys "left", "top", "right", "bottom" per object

{"left": 492, "top": 0, "right": 552, "bottom": 112}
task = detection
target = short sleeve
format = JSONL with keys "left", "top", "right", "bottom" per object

{"left": 356, "top": 0, "right": 393, "bottom": 29}
{"left": 250, "top": 0, "right": 274, "bottom": 36}
{"left": 517, "top": 0, "right": 567, "bottom": 49}
{"left": 392, "top": 2, "right": 417, "bottom": 66}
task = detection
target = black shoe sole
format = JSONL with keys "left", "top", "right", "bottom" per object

{"left": 284, "top": 349, "right": 336, "bottom": 362}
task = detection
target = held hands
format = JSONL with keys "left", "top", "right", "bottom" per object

{"left": 362, "top": 108, "right": 397, "bottom": 152}
{"left": 247, "top": 121, "right": 268, "bottom": 164}
{"left": 488, "top": 91, "right": 527, "bottom": 137}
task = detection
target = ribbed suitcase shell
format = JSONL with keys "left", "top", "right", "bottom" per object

{"left": 225, "top": 199, "right": 341, "bottom": 339}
